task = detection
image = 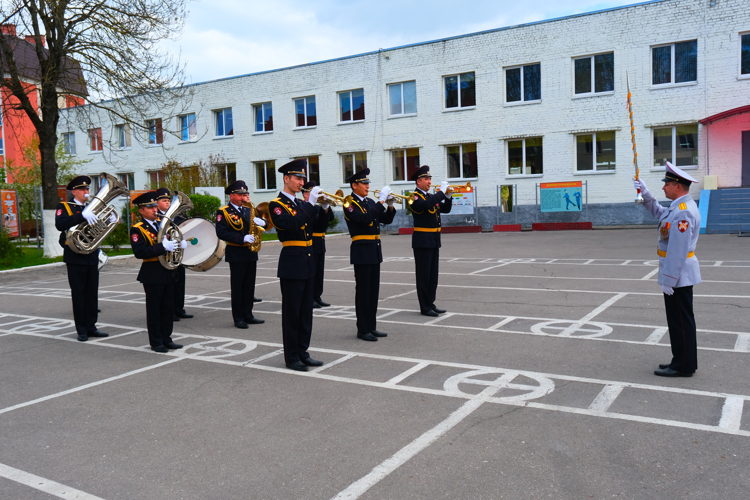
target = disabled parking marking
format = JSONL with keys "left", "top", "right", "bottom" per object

{"left": 183, "top": 339, "right": 258, "bottom": 359}
{"left": 531, "top": 320, "right": 613, "bottom": 338}
{"left": 443, "top": 369, "right": 555, "bottom": 403}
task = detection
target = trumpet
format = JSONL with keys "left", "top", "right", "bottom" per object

{"left": 303, "top": 188, "right": 350, "bottom": 208}
{"left": 435, "top": 181, "right": 472, "bottom": 195}
{"left": 372, "top": 190, "right": 413, "bottom": 206}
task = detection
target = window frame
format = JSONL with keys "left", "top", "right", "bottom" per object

{"left": 651, "top": 125, "right": 699, "bottom": 170}
{"left": 445, "top": 143, "right": 478, "bottom": 181}
{"left": 61, "top": 132, "right": 76, "bottom": 155}
{"left": 145, "top": 118, "right": 163, "bottom": 146}
{"left": 650, "top": 40, "right": 699, "bottom": 88}
{"left": 178, "top": 113, "right": 197, "bottom": 142}
{"left": 504, "top": 63, "right": 542, "bottom": 106}
{"left": 253, "top": 102, "right": 274, "bottom": 134}
{"left": 443, "top": 72, "right": 476, "bottom": 111}
{"left": 340, "top": 152, "right": 368, "bottom": 184}
{"left": 740, "top": 31, "right": 750, "bottom": 79}
{"left": 338, "top": 89, "right": 366, "bottom": 124}
{"left": 387, "top": 81, "right": 417, "bottom": 117}
{"left": 505, "top": 137, "right": 544, "bottom": 177}
{"left": 254, "top": 160, "right": 277, "bottom": 191}
{"left": 571, "top": 52, "right": 615, "bottom": 98}
{"left": 293, "top": 156, "right": 320, "bottom": 184}
{"left": 574, "top": 131, "right": 617, "bottom": 173}
{"left": 148, "top": 170, "right": 165, "bottom": 189}
{"left": 390, "top": 148, "right": 421, "bottom": 184}
{"left": 117, "top": 173, "right": 135, "bottom": 191}
{"left": 89, "top": 127, "right": 103, "bottom": 152}
{"left": 214, "top": 108, "right": 234, "bottom": 138}
{"left": 115, "top": 124, "right": 131, "bottom": 150}
{"left": 294, "top": 96, "right": 317, "bottom": 129}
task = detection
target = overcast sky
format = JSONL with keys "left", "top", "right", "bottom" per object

{"left": 167, "top": 0, "right": 641, "bottom": 84}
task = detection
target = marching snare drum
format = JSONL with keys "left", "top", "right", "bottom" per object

{"left": 178, "top": 218, "right": 226, "bottom": 272}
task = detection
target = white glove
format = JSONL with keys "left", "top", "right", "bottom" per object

{"left": 661, "top": 284, "right": 674, "bottom": 296}
{"left": 109, "top": 213, "right": 117, "bottom": 224}
{"left": 321, "top": 203, "right": 330, "bottom": 211}
{"left": 180, "top": 240, "right": 188, "bottom": 249}
{"left": 309, "top": 186, "right": 322, "bottom": 205}
{"left": 82, "top": 211, "right": 99, "bottom": 225}
{"left": 634, "top": 178, "right": 648, "bottom": 194}
{"left": 387, "top": 197, "right": 395, "bottom": 207}
{"left": 253, "top": 217, "right": 266, "bottom": 227}
{"left": 243, "top": 234, "right": 256, "bottom": 244}
{"left": 162, "top": 238, "right": 176, "bottom": 252}
{"left": 378, "top": 186, "right": 391, "bottom": 203}
{"left": 440, "top": 180, "right": 450, "bottom": 193}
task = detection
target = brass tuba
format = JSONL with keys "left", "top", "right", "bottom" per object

{"left": 157, "top": 191, "right": 194, "bottom": 270}
{"left": 242, "top": 200, "right": 273, "bottom": 252}
{"left": 66, "top": 172, "right": 129, "bottom": 254}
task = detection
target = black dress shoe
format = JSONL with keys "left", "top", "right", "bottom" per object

{"left": 97, "top": 308, "right": 101, "bottom": 313}
{"left": 371, "top": 330, "right": 388, "bottom": 337}
{"left": 317, "top": 300, "right": 331, "bottom": 307}
{"left": 245, "top": 317, "right": 265, "bottom": 325}
{"left": 254, "top": 297, "right": 262, "bottom": 303}
{"left": 165, "top": 342, "right": 183, "bottom": 349}
{"left": 357, "top": 332, "right": 378, "bottom": 342}
{"left": 176, "top": 312, "right": 194, "bottom": 319}
{"left": 312, "top": 301, "right": 322, "bottom": 309}
{"left": 659, "top": 363, "right": 671, "bottom": 370}
{"left": 432, "top": 307, "right": 447, "bottom": 314}
{"left": 301, "top": 357, "right": 324, "bottom": 367}
{"left": 234, "top": 321, "right": 249, "bottom": 329}
{"left": 88, "top": 331, "right": 109, "bottom": 338}
{"left": 173, "top": 315, "right": 180, "bottom": 322}
{"left": 77, "top": 335, "right": 88, "bottom": 342}
{"left": 286, "top": 361, "right": 309, "bottom": 372}
{"left": 151, "top": 346, "right": 168, "bottom": 353}
{"left": 654, "top": 367, "right": 693, "bottom": 377}
{"left": 421, "top": 310, "right": 439, "bottom": 317}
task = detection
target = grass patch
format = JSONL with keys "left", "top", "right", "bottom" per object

{"left": 0, "top": 247, "right": 133, "bottom": 271}
{"left": 261, "top": 233, "right": 279, "bottom": 241}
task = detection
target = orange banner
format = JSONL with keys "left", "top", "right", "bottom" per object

{"left": 540, "top": 182, "right": 582, "bottom": 189}
{"left": 1, "top": 189, "right": 20, "bottom": 237}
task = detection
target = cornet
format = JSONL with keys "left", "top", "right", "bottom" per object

{"left": 304, "top": 188, "right": 350, "bottom": 208}
{"left": 435, "top": 181, "right": 472, "bottom": 195}
{"left": 372, "top": 190, "right": 413, "bottom": 206}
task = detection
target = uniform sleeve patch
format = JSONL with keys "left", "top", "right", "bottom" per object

{"left": 274, "top": 207, "right": 282, "bottom": 215}
{"left": 217, "top": 214, "right": 222, "bottom": 222}
{"left": 131, "top": 234, "right": 139, "bottom": 242}
{"left": 56, "top": 209, "right": 62, "bottom": 216}
{"left": 678, "top": 220, "right": 689, "bottom": 232}
{"left": 347, "top": 206, "right": 354, "bottom": 212}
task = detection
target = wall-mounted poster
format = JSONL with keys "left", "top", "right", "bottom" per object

{"left": 540, "top": 182, "right": 583, "bottom": 212}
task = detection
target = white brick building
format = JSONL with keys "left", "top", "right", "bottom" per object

{"left": 58, "top": 0, "right": 750, "bottom": 228}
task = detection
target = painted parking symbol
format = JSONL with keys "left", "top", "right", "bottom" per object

{"left": 443, "top": 369, "right": 554, "bottom": 403}
{"left": 183, "top": 339, "right": 258, "bottom": 359}
{"left": 531, "top": 320, "right": 613, "bottom": 338}
{"left": 10, "top": 319, "right": 76, "bottom": 333}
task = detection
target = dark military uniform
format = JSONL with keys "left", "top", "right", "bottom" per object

{"left": 156, "top": 187, "right": 190, "bottom": 319}
{"left": 344, "top": 192, "right": 396, "bottom": 336}
{"left": 215, "top": 202, "right": 260, "bottom": 324}
{"left": 410, "top": 166, "right": 453, "bottom": 315}
{"left": 312, "top": 205, "right": 335, "bottom": 305}
{"left": 55, "top": 195, "right": 102, "bottom": 340}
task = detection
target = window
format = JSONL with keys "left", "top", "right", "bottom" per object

{"left": 339, "top": 89, "right": 365, "bottom": 122}
{"left": 388, "top": 81, "right": 417, "bottom": 116}
{"left": 117, "top": 173, "right": 135, "bottom": 191}
{"left": 653, "top": 125, "right": 698, "bottom": 168}
{"left": 507, "top": 138, "right": 543, "bottom": 175}
{"left": 61, "top": 132, "right": 76, "bottom": 155}
{"left": 574, "top": 53, "right": 614, "bottom": 95}
{"left": 341, "top": 152, "right": 367, "bottom": 182}
{"left": 179, "top": 113, "right": 197, "bottom": 141}
{"left": 652, "top": 41, "right": 697, "bottom": 85}
{"left": 254, "top": 103, "right": 273, "bottom": 133}
{"left": 217, "top": 163, "right": 237, "bottom": 186}
{"left": 115, "top": 124, "right": 131, "bottom": 149}
{"left": 444, "top": 72, "right": 475, "bottom": 109}
{"left": 741, "top": 33, "right": 750, "bottom": 76}
{"left": 392, "top": 148, "right": 420, "bottom": 182}
{"left": 89, "top": 175, "right": 100, "bottom": 192}
{"left": 575, "top": 132, "right": 616, "bottom": 172}
{"left": 89, "top": 128, "right": 103, "bottom": 151}
{"left": 146, "top": 119, "right": 163, "bottom": 145}
{"left": 446, "top": 144, "right": 478, "bottom": 179}
{"left": 506, "top": 64, "right": 541, "bottom": 103}
{"left": 215, "top": 108, "right": 233, "bottom": 137}
{"left": 295, "top": 96, "right": 317, "bottom": 127}
{"left": 255, "top": 161, "right": 276, "bottom": 190}
{"left": 298, "top": 156, "right": 320, "bottom": 184}
{"left": 148, "top": 170, "right": 165, "bottom": 189}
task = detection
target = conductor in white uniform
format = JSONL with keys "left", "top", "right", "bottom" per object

{"left": 634, "top": 162, "right": 701, "bottom": 377}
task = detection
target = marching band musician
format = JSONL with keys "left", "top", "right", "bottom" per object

{"left": 268, "top": 160, "right": 325, "bottom": 372}
{"left": 302, "top": 180, "right": 335, "bottom": 309}
{"left": 215, "top": 180, "right": 267, "bottom": 329}
{"left": 634, "top": 162, "right": 701, "bottom": 377}
{"left": 55, "top": 175, "right": 112, "bottom": 342}
{"left": 343, "top": 168, "right": 396, "bottom": 341}
{"left": 155, "top": 187, "right": 193, "bottom": 322}
{"left": 409, "top": 165, "right": 453, "bottom": 317}
{"left": 129, "top": 191, "right": 185, "bottom": 353}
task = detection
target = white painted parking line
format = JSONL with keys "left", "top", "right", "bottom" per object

{"left": 0, "top": 358, "right": 181, "bottom": 416}
{"left": 640, "top": 268, "right": 660, "bottom": 280}
{"left": 0, "top": 462, "right": 105, "bottom": 500}
{"left": 559, "top": 293, "right": 628, "bottom": 337}
{"left": 312, "top": 354, "right": 356, "bottom": 373}
{"left": 423, "top": 312, "right": 454, "bottom": 325}
{"left": 379, "top": 289, "right": 416, "bottom": 302}
{"left": 488, "top": 317, "right": 516, "bottom": 330}
{"left": 588, "top": 384, "right": 624, "bottom": 412}
{"left": 385, "top": 362, "right": 430, "bottom": 385}
{"left": 719, "top": 397, "right": 745, "bottom": 431}
{"left": 645, "top": 327, "right": 669, "bottom": 344}
{"left": 734, "top": 335, "right": 750, "bottom": 352}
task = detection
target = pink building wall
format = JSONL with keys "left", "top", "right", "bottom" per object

{"left": 705, "top": 112, "right": 750, "bottom": 188}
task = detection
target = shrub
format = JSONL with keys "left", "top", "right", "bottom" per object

{"left": 188, "top": 193, "right": 222, "bottom": 223}
{"left": 328, "top": 213, "right": 340, "bottom": 230}
{"left": 0, "top": 228, "right": 23, "bottom": 267}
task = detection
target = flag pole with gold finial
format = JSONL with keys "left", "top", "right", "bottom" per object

{"left": 627, "top": 71, "right": 644, "bottom": 204}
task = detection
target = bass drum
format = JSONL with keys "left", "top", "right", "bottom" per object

{"left": 178, "top": 217, "right": 226, "bottom": 272}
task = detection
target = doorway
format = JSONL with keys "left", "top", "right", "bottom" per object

{"left": 743, "top": 130, "right": 750, "bottom": 187}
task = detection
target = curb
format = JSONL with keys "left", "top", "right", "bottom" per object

{"left": 0, "top": 254, "right": 134, "bottom": 274}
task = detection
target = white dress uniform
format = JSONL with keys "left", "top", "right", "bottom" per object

{"left": 638, "top": 162, "right": 701, "bottom": 376}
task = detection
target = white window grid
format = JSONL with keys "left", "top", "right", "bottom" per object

{"left": 178, "top": 113, "right": 197, "bottom": 141}
{"left": 89, "top": 128, "right": 103, "bottom": 152}
{"left": 340, "top": 152, "right": 367, "bottom": 183}
{"left": 338, "top": 89, "right": 365, "bottom": 123}
{"left": 572, "top": 53, "right": 615, "bottom": 97}
{"left": 254, "top": 103, "right": 273, "bottom": 133}
{"left": 504, "top": 64, "right": 541, "bottom": 104}
{"left": 115, "top": 124, "right": 131, "bottom": 149}
{"left": 651, "top": 41, "right": 698, "bottom": 87}
{"left": 443, "top": 73, "right": 475, "bottom": 110}
{"left": 117, "top": 173, "right": 135, "bottom": 191}
{"left": 506, "top": 138, "right": 544, "bottom": 176}
{"left": 388, "top": 81, "right": 417, "bottom": 116}
{"left": 574, "top": 132, "right": 616, "bottom": 172}
{"left": 215, "top": 108, "right": 233, "bottom": 137}
{"left": 61, "top": 132, "right": 76, "bottom": 155}
{"left": 651, "top": 126, "right": 699, "bottom": 169}
{"left": 255, "top": 161, "right": 276, "bottom": 191}
{"left": 445, "top": 144, "right": 478, "bottom": 180}
{"left": 391, "top": 148, "right": 421, "bottom": 183}
{"left": 146, "top": 119, "right": 162, "bottom": 145}
{"left": 740, "top": 31, "right": 750, "bottom": 79}
{"left": 294, "top": 96, "right": 316, "bottom": 128}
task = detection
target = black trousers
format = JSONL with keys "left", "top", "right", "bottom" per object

{"left": 174, "top": 265, "right": 187, "bottom": 315}
{"left": 664, "top": 286, "right": 698, "bottom": 373}
{"left": 279, "top": 277, "right": 314, "bottom": 365}
{"left": 414, "top": 248, "right": 440, "bottom": 313}
{"left": 142, "top": 283, "right": 174, "bottom": 348}
{"left": 354, "top": 264, "right": 380, "bottom": 334}
{"left": 314, "top": 252, "right": 326, "bottom": 302}
{"left": 66, "top": 264, "right": 99, "bottom": 336}
{"left": 229, "top": 261, "right": 257, "bottom": 322}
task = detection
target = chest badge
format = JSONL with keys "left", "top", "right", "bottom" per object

{"left": 660, "top": 222, "right": 670, "bottom": 240}
{"left": 678, "top": 220, "right": 689, "bottom": 233}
